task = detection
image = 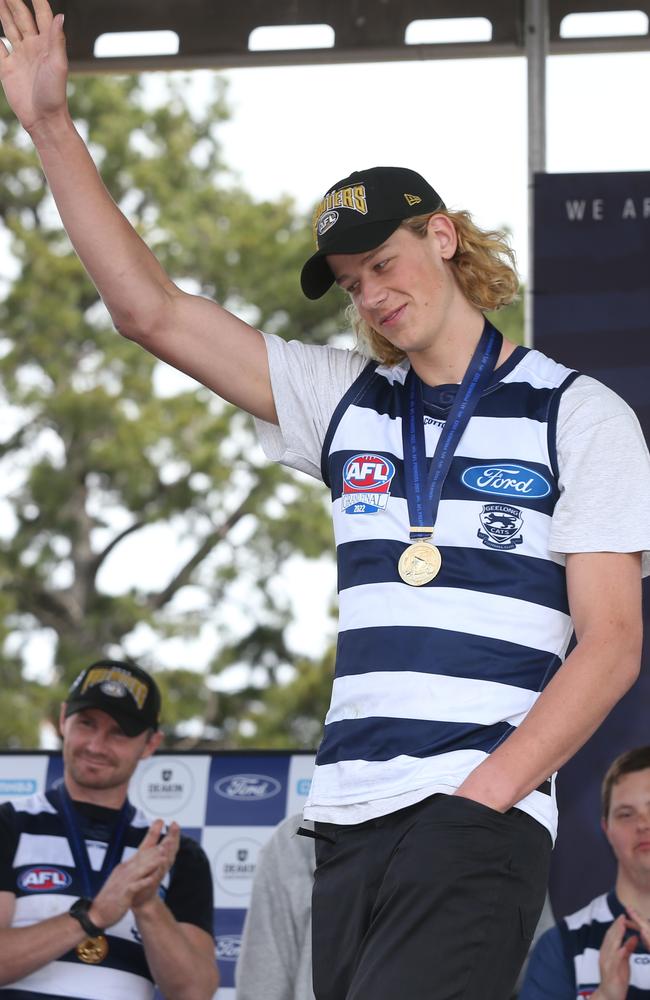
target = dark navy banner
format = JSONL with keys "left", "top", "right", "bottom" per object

{"left": 533, "top": 171, "right": 650, "bottom": 919}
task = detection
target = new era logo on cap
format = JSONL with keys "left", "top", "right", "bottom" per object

{"left": 301, "top": 166, "right": 445, "bottom": 300}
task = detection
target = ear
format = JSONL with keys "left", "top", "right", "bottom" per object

{"left": 426, "top": 213, "right": 458, "bottom": 260}
{"left": 141, "top": 728, "right": 164, "bottom": 760}
{"left": 58, "top": 704, "right": 68, "bottom": 736}
{"left": 601, "top": 816, "right": 611, "bottom": 845}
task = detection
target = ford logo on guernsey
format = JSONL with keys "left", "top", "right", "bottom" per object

{"left": 214, "top": 774, "right": 282, "bottom": 801}
{"left": 19, "top": 867, "right": 72, "bottom": 892}
{"left": 461, "top": 464, "right": 551, "bottom": 499}
{"left": 342, "top": 453, "right": 396, "bottom": 515}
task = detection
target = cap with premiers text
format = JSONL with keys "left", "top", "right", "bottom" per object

{"left": 300, "top": 166, "right": 445, "bottom": 300}
{"left": 64, "top": 660, "right": 161, "bottom": 737}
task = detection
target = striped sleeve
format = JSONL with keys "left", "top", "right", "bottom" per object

{"left": 519, "top": 925, "right": 576, "bottom": 999}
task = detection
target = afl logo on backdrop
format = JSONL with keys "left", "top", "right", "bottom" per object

{"left": 342, "top": 453, "right": 395, "bottom": 515}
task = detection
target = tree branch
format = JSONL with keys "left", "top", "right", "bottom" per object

{"left": 0, "top": 421, "right": 32, "bottom": 459}
{"left": 89, "top": 519, "right": 147, "bottom": 583}
{"left": 7, "top": 578, "right": 79, "bottom": 631}
{"left": 147, "top": 482, "right": 265, "bottom": 612}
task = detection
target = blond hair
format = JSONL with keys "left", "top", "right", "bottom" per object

{"left": 348, "top": 210, "right": 520, "bottom": 366}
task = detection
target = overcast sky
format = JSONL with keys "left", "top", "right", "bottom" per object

{"left": 216, "top": 47, "right": 649, "bottom": 282}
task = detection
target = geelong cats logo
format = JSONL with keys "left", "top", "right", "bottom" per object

{"left": 478, "top": 504, "right": 524, "bottom": 550}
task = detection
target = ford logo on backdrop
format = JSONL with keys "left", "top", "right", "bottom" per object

{"left": 214, "top": 774, "right": 282, "bottom": 801}
{"left": 461, "top": 464, "right": 551, "bottom": 499}
{"left": 216, "top": 935, "right": 242, "bottom": 962}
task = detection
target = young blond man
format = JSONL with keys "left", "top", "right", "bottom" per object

{"left": 2, "top": 3, "right": 650, "bottom": 996}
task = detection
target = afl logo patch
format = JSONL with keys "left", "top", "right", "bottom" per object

{"left": 342, "top": 454, "right": 395, "bottom": 515}
{"left": 18, "top": 867, "right": 72, "bottom": 891}
{"left": 317, "top": 210, "right": 339, "bottom": 237}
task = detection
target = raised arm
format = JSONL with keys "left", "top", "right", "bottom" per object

{"left": 0, "top": 0, "right": 276, "bottom": 423}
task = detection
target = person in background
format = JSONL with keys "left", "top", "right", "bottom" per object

{"left": 236, "top": 814, "right": 315, "bottom": 1000}
{"left": 520, "top": 746, "right": 650, "bottom": 999}
{"left": 0, "top": 659, "right": 219, "bottom": 999}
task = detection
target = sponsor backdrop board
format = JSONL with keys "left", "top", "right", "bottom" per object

{"left": 0, "top": 750, "right": 315, "bottom": 1000}
{"left": 533, "top": 170, "right": 650, "bottom": 919}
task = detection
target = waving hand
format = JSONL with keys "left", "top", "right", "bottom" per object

{"left": 0, "top": 0, "right": 68, "bottom": 132}
{"left": 0, "top": 0, "right": 277, "bottom": 423}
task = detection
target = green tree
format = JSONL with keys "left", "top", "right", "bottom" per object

{"left": 0, "top": 73, "right": 342, "bottom": 747}
{"left": 487, "top": 294, "right": 525, "bottom": 345}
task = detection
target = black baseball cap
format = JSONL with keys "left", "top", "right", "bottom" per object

{"left": 300, "top": 166, "right": 446, "bottom": 300}
{"left": 64, "top": 660, "right": 161, "bottom": 737}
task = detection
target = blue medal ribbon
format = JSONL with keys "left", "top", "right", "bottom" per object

{"left": 52, "top": 782, "right": 134, "bottom": 898}
{"left": 402, "top": 319, "right": 503, "bottom": 541}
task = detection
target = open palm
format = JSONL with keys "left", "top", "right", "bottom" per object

{"left": 0, "top": 0, "right": 68, "bottom": 133}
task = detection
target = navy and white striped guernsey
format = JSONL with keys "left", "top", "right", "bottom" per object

{"left": 1, "top": 791, "right": 165, "bottom": 999}
{"left": 303, "top": 345, "right": 580, "bottom": 838}
{"left": 560, "top": 892, "right": 650, "bottom": 996}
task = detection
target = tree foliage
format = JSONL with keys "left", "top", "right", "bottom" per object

{"left": 0, "top": 73, "right": 524, "bottom": 750}
{"left": 0, "top": 73, "right": 343, "bottom": 747}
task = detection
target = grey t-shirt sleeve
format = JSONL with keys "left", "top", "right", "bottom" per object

{"left": 236, "top": 814, "right": 315, "bottom": 1000}
{"left": 254, "top": 333, "right": 370, "bottom": 481}
{"left": 552, "top": 375, "right": 650, "bottom": 576}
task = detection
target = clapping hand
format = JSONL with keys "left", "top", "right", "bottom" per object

{"left": 595, "top": 912, "right": 640, "bottom": 1000}
{"left": 89, "top": 820, "right": 181, "bottom": 929}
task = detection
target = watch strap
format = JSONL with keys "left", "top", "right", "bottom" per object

{"left": 69, "top": 897, "right": 105, "bottom": 937}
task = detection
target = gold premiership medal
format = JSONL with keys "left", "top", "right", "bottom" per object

{"left": 76, "top": 935, "right": 109, "bottom": 964}
{"left": 398, "top": 541, "right": 442, "bottom": 586}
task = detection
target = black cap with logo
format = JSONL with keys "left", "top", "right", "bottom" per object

{"left": 64, "top": 660, "right": 161, "bottom": 737}
{"left": 300, "top": 166, "right": 446, "bottom": 300}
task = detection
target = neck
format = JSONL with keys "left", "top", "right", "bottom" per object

{"left": 63, "top": 776, "right": 127, "bottom": 811}
{"left": 407, "top": 312, "right": 515, "bottom": 387}
{"left": 615, "top": 872, "right": 650, "bottom": 917}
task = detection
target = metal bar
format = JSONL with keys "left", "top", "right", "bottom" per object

{"left": 67, "top": 34, "right": 650, "bottom": 74}
{"left": 525, "top": 0, "right": 549, "bottom": 349}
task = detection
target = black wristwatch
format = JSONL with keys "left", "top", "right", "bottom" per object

{"left": 69, "top": 897, "right": 105, "bottom": 937}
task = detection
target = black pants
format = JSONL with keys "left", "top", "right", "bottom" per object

{"left": 310, "top": 793, "right": 551, "bottom": 1000}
